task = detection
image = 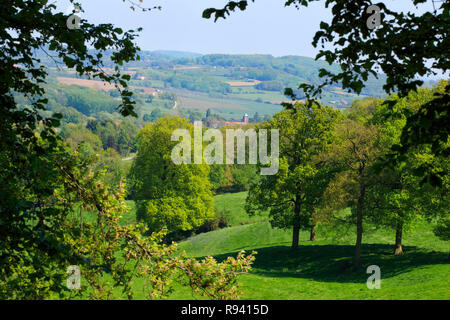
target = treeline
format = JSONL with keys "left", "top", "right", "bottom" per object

{"left": 52, "top": 89, "right": 265, "bottom": 196}
{"left": 26, "top": 82, "right": 185, "bottom": 129}
{"left": 165, "top": 73, "right": 231, "bottom": 94}
{"left": 49, "top": 77, "right": 448, "bottom": 265}
{"left": 60, "top": 119, "right": 138, "bottom": 189}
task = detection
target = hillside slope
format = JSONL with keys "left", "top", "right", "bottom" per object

{"left": 171, "top": 192, "right": 450, "bottom": 300}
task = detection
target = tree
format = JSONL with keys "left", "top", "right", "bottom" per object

{"left": 92, "top": 120, "right": 120, "bottom": 151}
{"left": 150, "top": 107, "right": 164, "bottom": 122}
{"left": 304, "top": 164, "right": 341, "bottom": 241}
{"left": 365, "top": 165, "right": 422, "bottom": 255}
{"left": 434, "top": 213, "right": 450, "bottom": 238}
{"left": 117, "top": 120, "right": 138, "bottom": 155}
{"left": 1, "top": 0, "right": 143, "bottom": 295}
{"left": 61, "top": 123, "right": 103, "bottom": 155}
{"left": 245, "top": 103, "right": 340, "bottom": 249}
{"left": 230, "top": 165, "right": 260, "bottom": 192}
{"left": 322, "top": 117, "right": 381, "bottom": 266}
{"left": 94, "top": 148, "right": 132, "bottom": 190}
{"left": 203, "top": 0, "right": 449, "bottom": 185}
{"left": 130, "top": 116, "right": 215, "bottom": 235}
{"left": 63, "top": 85, "right": 118, "bottom": 115}
{"left": 53, "top": 106, "right": 87, "bottom": 125}
{"left": 0, "top": 0, "right": 254, "bottom": 299}
{"left": 367, "top": 83, "right": 450, "bottom": 255}
{"left": 251, "top": 112, "right": 262, "bottom": 123}
{"left": 206, "top": 108, "right": 213, "bottom": 119}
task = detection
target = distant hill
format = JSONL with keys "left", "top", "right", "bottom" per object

{"left": 152, "top": 50, "right": 203, "bottom": 58}
{"left": 37, "top": 47, "right": 386, "bottom": 99}
{"left": 40, "top": 48, "right": 393, "bottom": 115}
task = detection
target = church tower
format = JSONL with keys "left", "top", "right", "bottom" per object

{"left": 243, "top": 113, "right": 249, "bottom": 124}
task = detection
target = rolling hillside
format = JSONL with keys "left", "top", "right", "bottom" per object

{"left": 40, "top": 49, "right": 387, "bottom": 118}
{"left": 76, "top": 193, "right": 449, "bottom": 300}
{"left": 171, "top": 192, "right": 450, "bottom": 300}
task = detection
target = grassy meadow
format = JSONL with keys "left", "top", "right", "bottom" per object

{"left": 88, "top": 192, "right": 449, "bottom": 300}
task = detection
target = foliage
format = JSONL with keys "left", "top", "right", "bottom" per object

{"left": 94, "top": 148, "right": 132, "bottom": 190}
{"left": 245, "top": 102, "right": 340, "bottom": 248}
{"left": 320, "top": 114, "right": 381, "bottom": 265}
{"left": 130, "top": 116, "right": 215, "bottom": 234}
{"left": 0, "top": 0, "right": 254, "bottom": 300}
{"left": 0, "top": 0, "right": 143, "bottom": 296}
{"left": 61, "top": 123, "right": 103, "bottom": 156}
{"left": 143, "top": 107, "right": 164, "bottom": 122}
{"left": 62, "top": 85, "right": 119, "bottom": 116}
{"left": 370, "top": 84, "right": 449, "bottom": 245}
{"left": 86, "top": 119, "right": 138, "bottom": 155}
{"left": 434, "top": 216, "right": 450, "bottom": 242}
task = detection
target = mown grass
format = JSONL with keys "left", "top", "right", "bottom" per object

{"left": 76, "top": 192, "right": 449, "bottom": 300}
{"left": 172, "top": 192, "right": 449, "bottom": 300}
{"left": 213, "top": 191, "right": 268, "bottom": 226}
{"left": 173, "top": 227, "right": 449, "bottom": 299}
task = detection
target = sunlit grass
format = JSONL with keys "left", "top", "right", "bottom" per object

{"left": 77, "top": 193, "right": 449, "bottom": 300}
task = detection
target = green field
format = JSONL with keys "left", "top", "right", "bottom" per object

{"left": 112, "top": 192, "right": 449, "bottom": 300}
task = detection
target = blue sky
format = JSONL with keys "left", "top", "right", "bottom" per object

{"left": 58, "top": 0, "right": 434, "bottom": 58}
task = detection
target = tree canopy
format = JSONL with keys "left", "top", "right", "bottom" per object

{"left": 130, "top": 117, "right": 215, "bottom": 235}
{"left": 245, "top": 102, "right": 340, "bottom": 248}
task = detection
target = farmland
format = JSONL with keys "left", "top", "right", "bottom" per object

{"left": 57, "top": 77, "right": 122, "bottom": 91}
{"left": 44, "top": 50, "right": 390, "bottom": 119}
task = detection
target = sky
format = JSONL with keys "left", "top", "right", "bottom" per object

{"left": 57, "top": 0, "right": 436, "bottom": 58}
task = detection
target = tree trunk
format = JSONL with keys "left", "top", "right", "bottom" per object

{"left": 292, "top": 196, "right": 301, "bottom": 249}
{"left": 394, "top": 220, "right": 404, "bottom": 255}
{"left": 292, "top": 225, "right": 300, "bottom": 249}
{"left": 355, "top": 216, "right": 363, "bottom": 267}
{"left": 309, "top": 224, "right": 317, "bottom": 241}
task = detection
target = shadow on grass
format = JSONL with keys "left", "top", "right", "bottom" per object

{"left": 210, "top": 244, "right": 448, "bottom": 284}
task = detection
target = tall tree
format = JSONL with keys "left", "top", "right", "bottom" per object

{"left": 368, "top": 82, "right": 450, "bottom": 255}
{"left": 245, "top": 103, "right": 340, "bottom": 249}
{"left": 322, "top": 117, "right": 381, "bottom": 266}
{"left": 0, "top": 0, "right": 254, "bottom": 299}
{"left": 0, "top": 0, "right": 141, "bottom": 297}
{"left": 130, "top": 116, "right": 215, "bottom": 235}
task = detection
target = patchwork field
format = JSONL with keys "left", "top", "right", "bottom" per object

{"left": 226, "top": 80, "right": 262, "bottom": 87}
{"left": 57, "top": 77, "right": 121, "bottom": 91}
{"left": 175, "top": 91, "right": 283, "bottom": 119}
